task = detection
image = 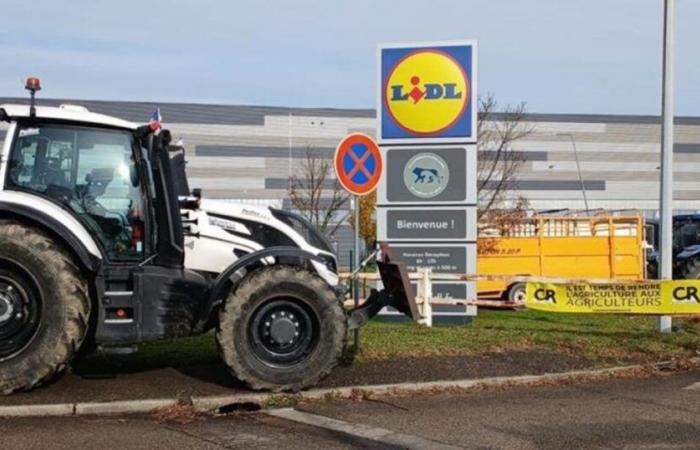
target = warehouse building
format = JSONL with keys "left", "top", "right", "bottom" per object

{"left": 1, "top": 97, "right": 699, "bottom": 265}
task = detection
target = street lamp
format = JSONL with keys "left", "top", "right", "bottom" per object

{"left": 556, "top": 132, "right": 590, "bottom": 216}
{"left": 658, "top": 0, "right": 675, "bottom": 333}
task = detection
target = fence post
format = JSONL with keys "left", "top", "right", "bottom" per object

{"left": 349, "top": 249, "right": 360, "bottom": 351}
{"left": 417, "top": 268, "right": 433, "bottom": 327}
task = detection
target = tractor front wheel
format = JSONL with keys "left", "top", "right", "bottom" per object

{"left": 216, "top": 265, "right": 346, "bottom": 392}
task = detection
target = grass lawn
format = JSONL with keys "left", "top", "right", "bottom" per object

{"left": 358, "top": 310, "right": 700, "bottom": 363}
{"left": 82, "top": 310, "right": 700, "bottom": 372}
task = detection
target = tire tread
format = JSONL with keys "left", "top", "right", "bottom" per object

{"left": 216, "top": 265, "right": 345, "bottom": 392}
{"left": 0, "top": 219, "right": 90, "bottom": 395}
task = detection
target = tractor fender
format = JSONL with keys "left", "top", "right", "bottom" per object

{"left": 677, "top": 245, "right": 700, "bottom": 261}
{"left": 197, "top": 246, "right": 328, "bottom": 330}
{"left": 0, "top": 198, "right": 101, "bottom": 271}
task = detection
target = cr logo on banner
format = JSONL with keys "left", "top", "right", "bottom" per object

{"left": 534, "top": 288, "right": 557, "bottom": 303}
{"left": 673, "top": 286, "right": 699, "bottom": 303}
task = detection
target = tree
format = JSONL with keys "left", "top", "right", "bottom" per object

{"left": 477, "top": 93, "right": 534, "bottom": 224}
{"left": 476, "top": 94, "right": 533, "bottom": 254}
{"left": 288, "top": 147, "right": 349, "bottom": 237}
{"left": 348, "top": 190, "right": 377, "bottom": 251}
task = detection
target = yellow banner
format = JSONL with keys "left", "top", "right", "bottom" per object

{"left": 526, "top": 281, "right": 700, "bottom": 314}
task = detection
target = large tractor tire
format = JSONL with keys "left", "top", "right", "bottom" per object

{"left": 217, "top": 265, "right": 346, "bottom": 392}
{"left": 680, "top": 257, "right": 700, "bottom": 279}
{"left": 0, "top": 220, "right": 90, "bottom": 395}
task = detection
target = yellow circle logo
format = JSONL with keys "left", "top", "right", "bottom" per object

{"left": 384, "top": 50, "right": 469, "bottom": 135}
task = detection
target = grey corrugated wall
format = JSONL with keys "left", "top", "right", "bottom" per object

{"left": 2, "top": 98, "right": 700, "bottom": 268}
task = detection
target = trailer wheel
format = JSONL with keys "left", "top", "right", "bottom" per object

{"left": 507, "top": 283, "right": 527, "bottom": 305}
{"left": 0, "top": 220, "right": 90, "bottom": 395}
{"left": 217, "top": 265, "right": 346, "bottom": 392}
{"left": 680, "top": 257, "right": 700, "bottom": 279}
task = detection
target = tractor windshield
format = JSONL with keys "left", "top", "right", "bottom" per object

{"left": 675, "top": 222, "right": 700, "bottom": 250}
{"left": 6, "top": 123, "right": 146, "bottom": 260}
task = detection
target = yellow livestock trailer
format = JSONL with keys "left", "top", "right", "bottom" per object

{"left": 477, "top": 215, "right": 646, "bottom": 303}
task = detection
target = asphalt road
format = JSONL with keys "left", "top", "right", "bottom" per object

{"left": 0, "top": 413, "right": 374, "bottom": 450}
{"left": 300, "top": 368, "right": 700, "bottom": 449}
{"left": 2, "top": 369, "right": 699, "bottom": 449}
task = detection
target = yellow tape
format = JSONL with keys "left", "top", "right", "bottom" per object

{"left": 526, "top": 281, "right": 700, "bottom": 314}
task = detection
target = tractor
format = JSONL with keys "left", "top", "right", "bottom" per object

{"left": 0, "top": 78, "right": 416, "bottom": 395}
{"left": 646, "top": 214, "right": 700, "bottom": 279}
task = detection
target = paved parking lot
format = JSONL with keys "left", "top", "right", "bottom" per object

{"left": 299, "top": 368, "right": 700, "bottom": 449}
{"left": 2, "top": 369, "right": 699, "bottom": 449}
{"left": 0, "top": 413, "right": 369, "bottom": 450}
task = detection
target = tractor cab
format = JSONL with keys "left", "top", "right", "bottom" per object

{"left": 646, "top": 214, "right": 700, "bottom": 279}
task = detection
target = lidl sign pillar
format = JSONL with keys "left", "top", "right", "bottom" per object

{"left": 377, "top": 41, "right": 478, "bottom": 324}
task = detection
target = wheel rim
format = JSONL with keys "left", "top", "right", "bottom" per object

{"left": 512, "top": 286, "right": 527, "bottom": 304}
{"left": 248, "top": 297, "right": 319, "bottom": 368}
{"left": 0, "top": 262, "right": 42, "bottom": 362}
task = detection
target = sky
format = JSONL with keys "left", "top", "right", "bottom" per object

{"left": 1, "top": 0, "right": 698, "bottom": 115}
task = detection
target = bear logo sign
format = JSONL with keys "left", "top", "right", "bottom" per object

{"left": 403, "top": 152, "right": 449, "bottom": 199}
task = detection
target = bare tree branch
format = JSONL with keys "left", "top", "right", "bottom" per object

{"left": 288, "top": 146, "right": 350, "bottom": 238}
{"left": 477, "top": 93, "right": 534, "bottom": 224}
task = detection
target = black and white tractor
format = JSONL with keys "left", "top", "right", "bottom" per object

{"left": 0, "top": 78, "right": 416, "bottom": 394}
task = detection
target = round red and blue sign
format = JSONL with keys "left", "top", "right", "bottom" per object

{"left": 334, "top": 133, "right": 382, "bottom": 196}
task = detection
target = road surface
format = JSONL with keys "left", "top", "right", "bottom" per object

{"left": 2, "top": 369, "right": 699, "bottom": 449}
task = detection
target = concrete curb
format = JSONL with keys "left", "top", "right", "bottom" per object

{"left": 1, "top": 358, "right": 697, "bottom": 419}
{"left": 0, "top": 403, "right": 75, "bottom": 417}
{"left": 74, "top": 399, "right": 178, "bottom": 416}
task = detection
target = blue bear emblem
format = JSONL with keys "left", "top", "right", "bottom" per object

{"left": 412, "top": 167, "right": 442, "bottom": 184}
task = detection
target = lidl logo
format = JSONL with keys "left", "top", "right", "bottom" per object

{"left": 380, "top": 43, "right": 475, "bottom": 141}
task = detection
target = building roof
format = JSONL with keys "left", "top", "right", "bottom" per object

{"left": 0, "top": 103, "right": 137, "bottom": 130}
{"left": 1, "top": 97, "right": 699, "bottom": 126}
{"left": 0, "top": 97, "right": 375, "bottom": 126}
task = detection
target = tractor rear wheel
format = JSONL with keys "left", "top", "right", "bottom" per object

{"left": 680, "top": 257, "right": 700, "bottom": 279}
{"left": 216, "top": 265, "right": 346, "bottom": 392}
{"left": 0, "top": 220, "right": 90, "bottom": 395}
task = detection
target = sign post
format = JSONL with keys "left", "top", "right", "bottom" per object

{"left": 377, "top": 40, "right": 478, "bottom": 323}
{"left": 334, "top": 133, "right": 382, "bottom": 348}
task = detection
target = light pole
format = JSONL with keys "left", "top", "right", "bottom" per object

{"left": 658, "top": 0, "right": 675, "bottom": 333}
{"left": 556, "top": 132, "right": 590, "bottom": 216}
{"left": 287, "top": 112, "right": 292, "bottom": 190}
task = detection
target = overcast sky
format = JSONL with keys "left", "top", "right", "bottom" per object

{"left": 1, "top": 0, "right": 698, "bottom": 115}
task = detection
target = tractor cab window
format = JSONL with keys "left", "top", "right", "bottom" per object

{"left": 6, "top": 124, "right": 146, "bottom": 260}
{"left": 676, "top": 222, "right": 700, "bottom": 249}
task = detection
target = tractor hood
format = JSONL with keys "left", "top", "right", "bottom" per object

{"left": 199, "top": 198, "right": 276, "bottom": 225}
{"left": 197, "top": 198, "right": 336, "bottom": 257}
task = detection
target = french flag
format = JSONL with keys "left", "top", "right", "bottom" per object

{"left": 148, "top": 108, "right": 162, "bottom": 131}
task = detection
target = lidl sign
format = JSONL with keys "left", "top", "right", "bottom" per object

{"left": 379, "top": 41, "right": 477, "bottom": 143}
